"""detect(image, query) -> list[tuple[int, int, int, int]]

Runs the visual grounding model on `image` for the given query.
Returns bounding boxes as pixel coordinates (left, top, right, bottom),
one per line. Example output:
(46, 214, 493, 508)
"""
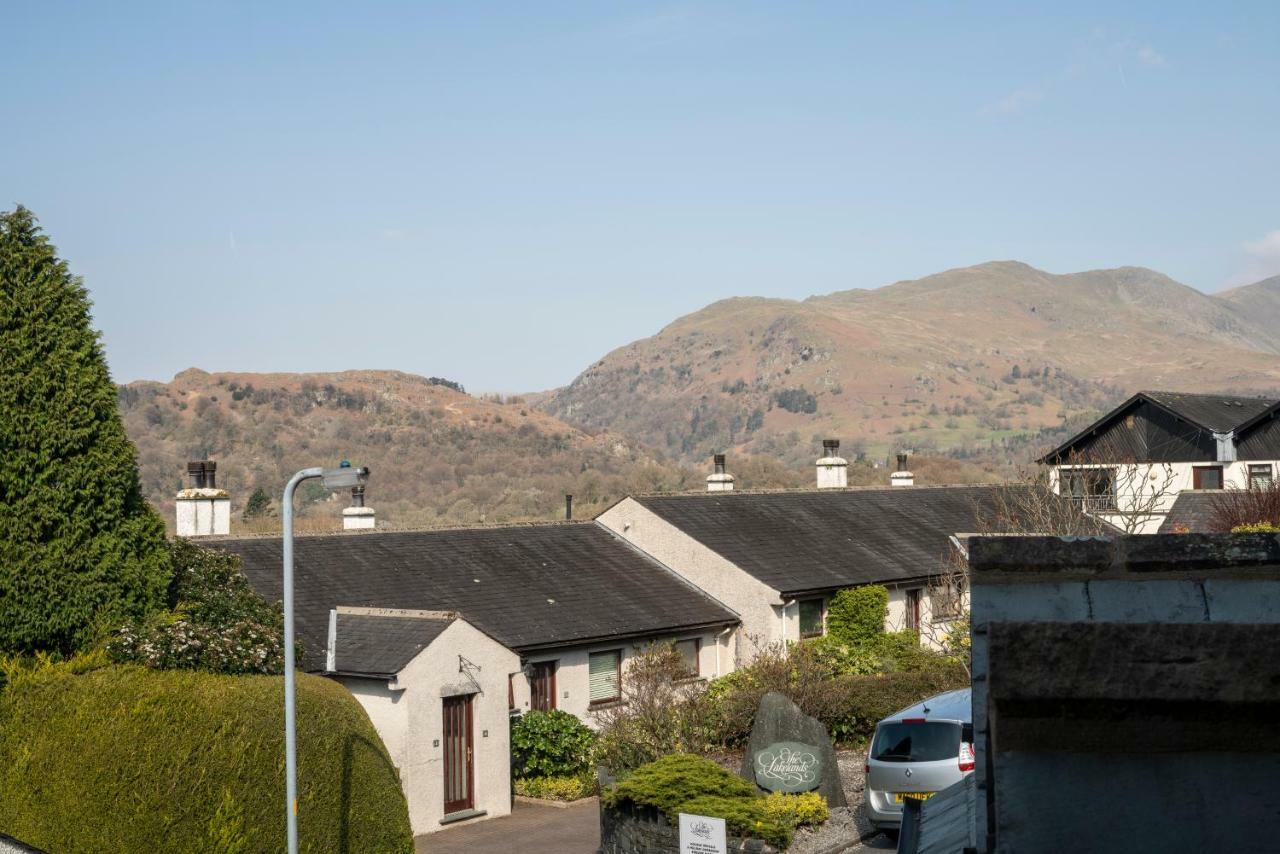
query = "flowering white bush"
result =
(107, 539, 291, 675)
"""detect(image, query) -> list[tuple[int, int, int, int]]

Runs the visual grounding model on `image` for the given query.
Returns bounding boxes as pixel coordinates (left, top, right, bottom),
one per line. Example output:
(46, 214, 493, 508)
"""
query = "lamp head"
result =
(321, 465, 370, 490)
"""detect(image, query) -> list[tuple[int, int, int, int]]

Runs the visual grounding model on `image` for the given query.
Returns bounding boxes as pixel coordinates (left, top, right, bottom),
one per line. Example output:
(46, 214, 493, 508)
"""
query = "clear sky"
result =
(4, 2, 1279, 392)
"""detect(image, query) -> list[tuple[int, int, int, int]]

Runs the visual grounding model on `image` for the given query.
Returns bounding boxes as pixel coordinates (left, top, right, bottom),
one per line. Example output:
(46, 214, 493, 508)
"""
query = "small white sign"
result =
(679, 812, 727, 854)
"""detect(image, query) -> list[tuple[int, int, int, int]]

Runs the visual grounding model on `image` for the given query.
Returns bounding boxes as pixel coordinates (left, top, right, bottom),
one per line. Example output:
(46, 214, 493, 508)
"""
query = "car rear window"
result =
(871, 721, 962, 763)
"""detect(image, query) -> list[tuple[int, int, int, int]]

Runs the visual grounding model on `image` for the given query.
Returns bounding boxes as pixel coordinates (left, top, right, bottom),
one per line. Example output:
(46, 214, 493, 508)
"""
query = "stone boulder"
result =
(739, 692, 847, 808)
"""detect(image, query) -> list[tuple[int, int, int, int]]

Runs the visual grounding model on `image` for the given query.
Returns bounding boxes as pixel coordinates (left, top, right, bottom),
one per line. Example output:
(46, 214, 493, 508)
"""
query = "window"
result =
(932, 579, 967, 621)
(1193, 466, 1224, 490)
(588, 650, 622, 705)
(1060, 467, 1116, 509)
(508, 674, 515, 711)
(871, 721, 962, 763)
(674, 639, 700, 678)
(905, 588, 922, 633)
(799, 599, 825, 638)
(1249, 464, 1273, 490)
(529, 661, 556, 711)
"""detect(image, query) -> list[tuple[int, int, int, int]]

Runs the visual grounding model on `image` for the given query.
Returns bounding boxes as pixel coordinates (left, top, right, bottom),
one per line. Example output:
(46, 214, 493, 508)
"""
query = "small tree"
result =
(1209, 481, 1280, 532)
(241, 487, 273, 521)
(0, 207, 170, 654)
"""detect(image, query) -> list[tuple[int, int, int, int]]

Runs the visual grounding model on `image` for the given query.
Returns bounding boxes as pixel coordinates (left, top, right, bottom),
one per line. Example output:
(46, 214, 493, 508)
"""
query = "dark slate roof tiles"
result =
(1157, 491, 1222, 534)
(632, 486, 1004, 595)
(331, 611, 453, 678)
(1141, 391, 1277, 433)
(215, 523, 738, 672)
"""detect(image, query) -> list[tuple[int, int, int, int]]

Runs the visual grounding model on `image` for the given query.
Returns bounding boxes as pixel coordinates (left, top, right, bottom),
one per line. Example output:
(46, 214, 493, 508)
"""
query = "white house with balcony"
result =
(1039, 390, 1280, 533)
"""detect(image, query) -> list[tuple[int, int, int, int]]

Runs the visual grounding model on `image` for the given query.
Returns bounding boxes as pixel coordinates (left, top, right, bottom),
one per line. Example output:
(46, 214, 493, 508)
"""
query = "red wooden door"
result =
(529, 661, 557, 711)
(442, 695, 474, 814)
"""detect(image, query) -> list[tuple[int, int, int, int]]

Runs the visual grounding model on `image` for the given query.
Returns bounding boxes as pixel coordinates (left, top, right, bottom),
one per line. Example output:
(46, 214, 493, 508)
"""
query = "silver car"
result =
(863, 687, 974, 837)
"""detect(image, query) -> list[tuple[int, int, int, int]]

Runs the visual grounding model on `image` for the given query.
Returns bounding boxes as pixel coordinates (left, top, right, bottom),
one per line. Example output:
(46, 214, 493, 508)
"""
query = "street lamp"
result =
(281, 461, 370, 854)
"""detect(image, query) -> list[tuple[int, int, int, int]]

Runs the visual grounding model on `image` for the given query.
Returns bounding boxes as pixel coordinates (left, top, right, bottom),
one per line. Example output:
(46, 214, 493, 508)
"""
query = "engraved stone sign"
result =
(740, 692, 847, 808)
(752, 740, 823, 793)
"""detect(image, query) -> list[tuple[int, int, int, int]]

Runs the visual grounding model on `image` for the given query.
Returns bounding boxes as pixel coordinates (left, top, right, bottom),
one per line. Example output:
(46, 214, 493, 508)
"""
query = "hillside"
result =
(539, 262, 1280, 467)
(119, 369, 731, 532)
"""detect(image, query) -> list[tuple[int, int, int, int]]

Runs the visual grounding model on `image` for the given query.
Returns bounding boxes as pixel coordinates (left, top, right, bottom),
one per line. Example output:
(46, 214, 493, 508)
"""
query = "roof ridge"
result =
(631, 483, 1007, 499)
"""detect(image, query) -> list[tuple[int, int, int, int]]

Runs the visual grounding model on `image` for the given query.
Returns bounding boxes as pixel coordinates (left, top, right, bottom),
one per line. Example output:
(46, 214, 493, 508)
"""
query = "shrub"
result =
(513, 775, 596, 801)
(1210, 482, 1280, 531)
(593, 643, 716, 774)
(106, 539, 290, 675)
(760, 791, 829, 829)
(1232, 522, 1280, 533)
(604, 754, 758, 816)
(0, 206, 171, 655)
(826, 586, 888, 645)
(0, 664, 412, 853)
(706, 642, 967, 747)
(511, 709, 597, 779)
(678, 795, 791, 849)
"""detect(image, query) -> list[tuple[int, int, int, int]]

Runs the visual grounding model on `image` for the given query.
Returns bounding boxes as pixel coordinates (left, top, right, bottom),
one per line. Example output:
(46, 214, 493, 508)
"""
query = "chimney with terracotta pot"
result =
(175, 460, 230, 536)
(816, 440, 848, 489)
(890, 451, 914, 487)
(706, 454, 735, 492)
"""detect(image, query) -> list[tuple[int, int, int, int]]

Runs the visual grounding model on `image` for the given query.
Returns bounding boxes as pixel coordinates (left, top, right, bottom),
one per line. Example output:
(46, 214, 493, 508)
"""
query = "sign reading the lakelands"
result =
(679, 812, 727, 854)
(752, 740, 822, 793)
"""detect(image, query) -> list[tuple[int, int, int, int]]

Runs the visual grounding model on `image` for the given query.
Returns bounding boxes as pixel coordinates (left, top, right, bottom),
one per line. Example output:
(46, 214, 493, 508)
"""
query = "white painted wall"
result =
(1048, 461, 1280, 533)
(511, 629, 730, 725)
(339, 619, 521, 836)
(175, 489, 230, 536)
(596, 501, 780, 653)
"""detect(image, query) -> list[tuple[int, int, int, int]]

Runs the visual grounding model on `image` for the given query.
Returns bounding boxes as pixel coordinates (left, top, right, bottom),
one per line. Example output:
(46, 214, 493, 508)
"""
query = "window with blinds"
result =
(588, 650, 622, 704)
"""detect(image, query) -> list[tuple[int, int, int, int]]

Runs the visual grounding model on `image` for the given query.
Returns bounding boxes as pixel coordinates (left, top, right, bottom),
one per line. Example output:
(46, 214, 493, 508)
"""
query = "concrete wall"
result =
(341, 619, 521, 836)
(969, 533, 1280, 853)
(512, 628, 733, 724)
(597, 501, 779, 653)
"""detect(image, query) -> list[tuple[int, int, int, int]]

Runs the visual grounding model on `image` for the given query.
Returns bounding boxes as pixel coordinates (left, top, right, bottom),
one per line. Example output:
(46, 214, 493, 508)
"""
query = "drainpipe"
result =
(715, 626, 733, 677)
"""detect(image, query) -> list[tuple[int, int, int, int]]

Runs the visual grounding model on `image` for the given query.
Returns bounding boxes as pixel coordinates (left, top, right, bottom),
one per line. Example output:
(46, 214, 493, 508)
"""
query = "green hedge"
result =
(0, 665, 412, 853)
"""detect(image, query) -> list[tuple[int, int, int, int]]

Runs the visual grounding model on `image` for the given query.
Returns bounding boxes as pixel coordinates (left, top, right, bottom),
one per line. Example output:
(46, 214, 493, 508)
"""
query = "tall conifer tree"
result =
(0, 207, 170, 654)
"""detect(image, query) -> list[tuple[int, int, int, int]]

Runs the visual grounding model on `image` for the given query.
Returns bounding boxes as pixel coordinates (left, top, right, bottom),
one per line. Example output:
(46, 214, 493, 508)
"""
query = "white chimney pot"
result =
(816, 440, 848, 489)
(342, 506, 376, 530)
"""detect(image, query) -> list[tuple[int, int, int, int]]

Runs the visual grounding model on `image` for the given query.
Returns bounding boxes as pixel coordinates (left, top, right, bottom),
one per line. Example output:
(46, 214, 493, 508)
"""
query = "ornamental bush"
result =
(106, 539, 290, 675)
(0, 663, 412, 853)
(677, 796, 791, 848)
(513, 775, 596, 801)
(510, 709, 597, 779)
(760, 790, 830, 829)
(825, 585, 888, 646)
(0, 206, 171, 655)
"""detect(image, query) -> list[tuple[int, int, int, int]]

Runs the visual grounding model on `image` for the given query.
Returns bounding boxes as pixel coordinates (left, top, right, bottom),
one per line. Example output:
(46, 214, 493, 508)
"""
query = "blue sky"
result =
(4, 2, 1279, 392)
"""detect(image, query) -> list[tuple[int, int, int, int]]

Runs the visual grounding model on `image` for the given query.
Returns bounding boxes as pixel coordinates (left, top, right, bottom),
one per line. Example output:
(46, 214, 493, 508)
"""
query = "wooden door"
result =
(442, 695, 474, 814)
(906, 588, 922, 632)
(529, 661, 557, 711)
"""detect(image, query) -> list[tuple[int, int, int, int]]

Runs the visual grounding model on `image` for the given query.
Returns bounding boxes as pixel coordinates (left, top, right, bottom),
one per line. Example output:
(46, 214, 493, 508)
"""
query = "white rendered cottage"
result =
(596, 478, 1010, 655)
(1040, 391, 1280, 533)
(215, 522, 738, 832)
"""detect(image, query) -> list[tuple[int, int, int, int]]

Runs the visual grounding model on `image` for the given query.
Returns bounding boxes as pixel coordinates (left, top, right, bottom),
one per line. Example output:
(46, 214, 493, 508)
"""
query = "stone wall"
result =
(599, 802, 779, 854)
(969, 533, 1280, 854)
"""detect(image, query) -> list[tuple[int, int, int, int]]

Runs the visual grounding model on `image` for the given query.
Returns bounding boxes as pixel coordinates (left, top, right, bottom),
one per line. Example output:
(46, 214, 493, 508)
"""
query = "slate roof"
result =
(1039, 391, 1278, 463)
(330, 611, 454, 678)
(214, 522, 738, 672)
(630, 486, 1009, 596)
(1140, 391, 1277, 432)
(1157, 491, 1223, 534)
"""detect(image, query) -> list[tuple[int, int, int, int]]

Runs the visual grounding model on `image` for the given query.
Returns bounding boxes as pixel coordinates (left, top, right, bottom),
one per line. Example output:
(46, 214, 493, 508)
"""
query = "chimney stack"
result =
(343, 484, 376, 530)
(890, 451, 914, 487)
(706, 453, 735, 492)
(176, 460, 230, 536)
(565, 494, 574, 520)
(817, 440, 848, 489)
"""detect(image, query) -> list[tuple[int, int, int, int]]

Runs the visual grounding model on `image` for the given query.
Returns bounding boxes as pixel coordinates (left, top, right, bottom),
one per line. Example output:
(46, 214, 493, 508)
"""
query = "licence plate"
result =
(894, 792, 935, 803)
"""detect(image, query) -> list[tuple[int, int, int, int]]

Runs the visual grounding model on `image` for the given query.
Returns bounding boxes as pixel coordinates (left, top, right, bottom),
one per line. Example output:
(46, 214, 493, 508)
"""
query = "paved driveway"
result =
(415, 799, 599, 854)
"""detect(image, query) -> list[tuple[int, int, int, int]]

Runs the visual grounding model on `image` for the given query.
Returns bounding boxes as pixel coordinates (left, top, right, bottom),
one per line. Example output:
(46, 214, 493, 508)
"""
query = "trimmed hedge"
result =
(0, 664, 412, 853)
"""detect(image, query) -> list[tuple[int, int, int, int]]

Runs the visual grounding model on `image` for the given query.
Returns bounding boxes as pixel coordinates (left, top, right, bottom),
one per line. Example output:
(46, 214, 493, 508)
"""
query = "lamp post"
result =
(281, 461, 370, 854)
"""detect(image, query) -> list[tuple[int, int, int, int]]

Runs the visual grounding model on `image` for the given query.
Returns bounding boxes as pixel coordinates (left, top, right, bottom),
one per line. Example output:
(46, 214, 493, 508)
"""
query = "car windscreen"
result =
(871, 721, 962, 763)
